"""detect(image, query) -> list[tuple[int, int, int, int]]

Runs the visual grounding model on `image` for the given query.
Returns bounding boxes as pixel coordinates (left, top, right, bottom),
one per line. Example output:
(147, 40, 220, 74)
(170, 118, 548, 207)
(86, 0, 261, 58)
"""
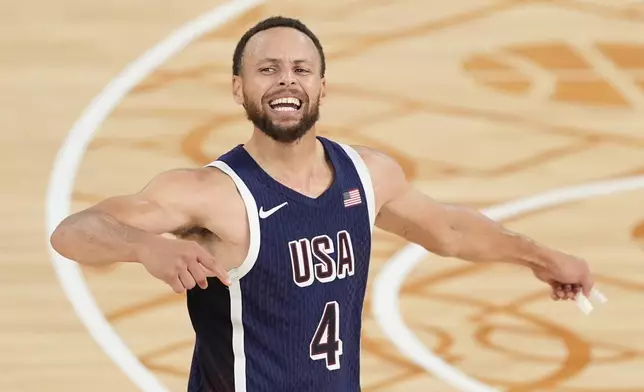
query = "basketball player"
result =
(50, 16, 594, 392)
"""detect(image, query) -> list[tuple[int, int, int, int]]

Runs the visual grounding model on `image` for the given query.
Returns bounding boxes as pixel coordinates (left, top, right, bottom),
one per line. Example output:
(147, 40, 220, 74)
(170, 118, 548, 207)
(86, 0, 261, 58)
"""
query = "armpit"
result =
(172, 226, 217, 241)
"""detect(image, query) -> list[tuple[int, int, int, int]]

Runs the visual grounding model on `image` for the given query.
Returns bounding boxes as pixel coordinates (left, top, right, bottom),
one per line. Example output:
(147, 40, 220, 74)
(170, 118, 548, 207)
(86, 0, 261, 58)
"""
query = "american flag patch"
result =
(343, 188, 362, 207)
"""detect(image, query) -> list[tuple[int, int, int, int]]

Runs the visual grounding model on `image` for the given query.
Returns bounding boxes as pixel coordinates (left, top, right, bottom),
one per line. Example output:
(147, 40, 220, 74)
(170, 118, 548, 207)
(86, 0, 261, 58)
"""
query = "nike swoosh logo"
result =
(259, 202, 288, 219)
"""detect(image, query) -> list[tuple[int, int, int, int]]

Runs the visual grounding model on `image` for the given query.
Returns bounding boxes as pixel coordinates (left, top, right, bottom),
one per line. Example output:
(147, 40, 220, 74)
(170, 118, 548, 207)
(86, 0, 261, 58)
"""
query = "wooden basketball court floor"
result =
(3, 0, 644, 391)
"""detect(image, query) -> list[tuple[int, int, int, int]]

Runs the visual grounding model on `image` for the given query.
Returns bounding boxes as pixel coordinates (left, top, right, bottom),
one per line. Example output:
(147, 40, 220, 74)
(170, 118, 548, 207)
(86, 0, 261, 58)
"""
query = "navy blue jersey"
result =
(186, 137, 375, 392)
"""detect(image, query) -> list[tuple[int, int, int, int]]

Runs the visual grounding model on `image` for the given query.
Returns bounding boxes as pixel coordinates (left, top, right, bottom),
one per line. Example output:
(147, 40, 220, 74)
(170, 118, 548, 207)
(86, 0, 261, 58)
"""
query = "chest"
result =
(249, 190, 372, 287)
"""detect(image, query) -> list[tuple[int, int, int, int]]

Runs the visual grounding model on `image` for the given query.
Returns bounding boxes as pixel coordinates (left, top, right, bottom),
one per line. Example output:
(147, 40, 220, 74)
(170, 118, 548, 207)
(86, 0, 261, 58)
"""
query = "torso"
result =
(184, 137, 376, 392)
(175, 140, 344, 275)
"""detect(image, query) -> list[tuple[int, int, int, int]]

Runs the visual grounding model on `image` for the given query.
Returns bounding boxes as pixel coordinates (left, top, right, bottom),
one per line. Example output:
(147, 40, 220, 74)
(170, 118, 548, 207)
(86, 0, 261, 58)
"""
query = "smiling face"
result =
(232, 27, 326, 143)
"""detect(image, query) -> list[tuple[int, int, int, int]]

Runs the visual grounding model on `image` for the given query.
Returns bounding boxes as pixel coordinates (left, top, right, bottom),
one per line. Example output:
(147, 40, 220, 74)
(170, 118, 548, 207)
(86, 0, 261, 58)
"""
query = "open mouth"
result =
(268, 97, 302, 112)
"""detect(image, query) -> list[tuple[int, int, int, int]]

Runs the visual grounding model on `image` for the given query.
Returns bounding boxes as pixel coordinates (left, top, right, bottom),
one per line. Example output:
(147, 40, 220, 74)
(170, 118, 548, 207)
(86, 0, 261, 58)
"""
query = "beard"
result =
(243, 94, 320, 143)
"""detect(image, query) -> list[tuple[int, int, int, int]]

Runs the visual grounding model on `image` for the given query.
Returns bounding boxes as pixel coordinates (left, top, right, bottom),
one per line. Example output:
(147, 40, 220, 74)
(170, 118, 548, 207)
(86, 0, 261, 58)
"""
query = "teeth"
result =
(274, 106, 297, 111)
(269, 97, 301, 106)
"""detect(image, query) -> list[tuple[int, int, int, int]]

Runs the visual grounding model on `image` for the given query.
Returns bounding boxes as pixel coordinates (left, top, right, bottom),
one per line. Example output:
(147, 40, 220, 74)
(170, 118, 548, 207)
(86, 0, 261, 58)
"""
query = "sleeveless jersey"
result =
(186, 136, 375, 392)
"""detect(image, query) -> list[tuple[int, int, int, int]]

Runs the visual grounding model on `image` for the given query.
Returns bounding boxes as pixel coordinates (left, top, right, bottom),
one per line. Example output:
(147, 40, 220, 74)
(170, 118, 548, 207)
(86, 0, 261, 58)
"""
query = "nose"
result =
(278, 69, 297, 86)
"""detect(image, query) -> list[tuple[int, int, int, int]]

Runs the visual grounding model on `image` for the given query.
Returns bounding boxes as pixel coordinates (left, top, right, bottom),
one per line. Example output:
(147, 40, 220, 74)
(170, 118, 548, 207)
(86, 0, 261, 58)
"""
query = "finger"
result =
(581, 274, 595, 297)
(549, 286, 558, 300)
(169, 277, 185, 294)
(560, 284, 573, 300)
(199, 259, 230, 286)
(550, 284, 563, 300)
(188, 261, 208, 289)
(197, 255, 230, 286)
(555, 287, 566, 299)
(193, 248, 230, 286)
(179, 269, 197, 290)
(200, 263, 217, 278)
(195, 249, 219, 273)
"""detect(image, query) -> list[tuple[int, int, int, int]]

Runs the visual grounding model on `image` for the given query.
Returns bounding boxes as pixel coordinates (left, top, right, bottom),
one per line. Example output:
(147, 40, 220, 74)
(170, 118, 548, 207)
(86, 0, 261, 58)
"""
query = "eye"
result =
(260, 67, 276, 73)
(295, 68, 311, 74)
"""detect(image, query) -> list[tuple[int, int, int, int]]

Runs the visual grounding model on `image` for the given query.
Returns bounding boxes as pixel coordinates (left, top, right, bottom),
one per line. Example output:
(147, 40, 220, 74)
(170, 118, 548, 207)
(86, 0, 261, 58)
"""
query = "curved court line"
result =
(373, 175, 644, 392)
(44, 1, 265, 391)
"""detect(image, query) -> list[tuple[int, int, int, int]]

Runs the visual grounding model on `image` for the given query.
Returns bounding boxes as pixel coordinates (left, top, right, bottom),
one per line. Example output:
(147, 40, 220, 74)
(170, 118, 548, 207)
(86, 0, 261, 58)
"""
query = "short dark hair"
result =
(232, 16, 326, 77)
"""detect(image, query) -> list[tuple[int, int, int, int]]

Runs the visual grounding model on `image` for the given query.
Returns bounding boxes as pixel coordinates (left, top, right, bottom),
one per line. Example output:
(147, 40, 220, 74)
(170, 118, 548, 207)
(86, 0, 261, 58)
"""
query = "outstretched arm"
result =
(354, 145, 593, 297)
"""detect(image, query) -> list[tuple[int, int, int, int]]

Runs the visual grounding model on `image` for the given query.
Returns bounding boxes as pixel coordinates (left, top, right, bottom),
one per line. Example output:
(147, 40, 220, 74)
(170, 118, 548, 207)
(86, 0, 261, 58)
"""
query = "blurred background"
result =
(3, 0, 644, 391)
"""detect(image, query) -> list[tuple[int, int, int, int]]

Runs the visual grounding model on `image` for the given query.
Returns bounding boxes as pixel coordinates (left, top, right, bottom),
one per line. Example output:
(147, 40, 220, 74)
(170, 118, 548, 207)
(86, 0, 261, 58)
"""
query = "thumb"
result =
(581, 274, 594, 297)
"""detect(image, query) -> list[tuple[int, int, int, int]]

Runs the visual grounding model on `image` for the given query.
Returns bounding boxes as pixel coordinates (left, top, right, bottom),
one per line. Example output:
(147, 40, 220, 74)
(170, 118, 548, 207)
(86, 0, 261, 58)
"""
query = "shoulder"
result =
(141, 167, 243, 213)
(147, 166, 248, 231)
(349, 145, 400, 170)
(349, 145, 407, 183)
(143, 167, 237, 197)
(348, 145, 411, 212)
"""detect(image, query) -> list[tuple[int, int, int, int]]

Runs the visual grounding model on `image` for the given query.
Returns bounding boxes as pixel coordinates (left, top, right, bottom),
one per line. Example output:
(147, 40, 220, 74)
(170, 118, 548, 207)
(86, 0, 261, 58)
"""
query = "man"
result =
(50, 16, 593, 392)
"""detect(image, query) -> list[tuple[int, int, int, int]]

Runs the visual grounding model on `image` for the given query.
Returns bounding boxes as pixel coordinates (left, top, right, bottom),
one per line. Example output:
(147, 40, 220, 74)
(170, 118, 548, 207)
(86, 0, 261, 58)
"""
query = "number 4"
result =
(310, 301, 343, 370)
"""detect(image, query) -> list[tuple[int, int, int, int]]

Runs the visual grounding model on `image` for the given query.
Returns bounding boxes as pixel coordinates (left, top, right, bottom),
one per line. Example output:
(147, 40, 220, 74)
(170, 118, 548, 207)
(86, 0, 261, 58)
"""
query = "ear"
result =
(232, 75, 244, 105)
(319, 77, 327, 106)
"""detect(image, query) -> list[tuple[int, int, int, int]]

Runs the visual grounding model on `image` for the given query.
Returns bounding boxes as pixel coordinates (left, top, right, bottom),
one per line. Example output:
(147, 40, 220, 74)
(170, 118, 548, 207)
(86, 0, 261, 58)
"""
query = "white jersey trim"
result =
(338, 144, 376, 231)
(205, 159, 262, 392)
(205, 160, 261, 279)
(228, 280, 246, 392)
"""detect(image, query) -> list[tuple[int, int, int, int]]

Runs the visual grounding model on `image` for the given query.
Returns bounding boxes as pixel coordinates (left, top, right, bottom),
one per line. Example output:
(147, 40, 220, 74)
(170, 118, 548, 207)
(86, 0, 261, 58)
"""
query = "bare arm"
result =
(355, 146, 557, 269)
(355, 145, 595, 297)
(50, 168, 207, 266)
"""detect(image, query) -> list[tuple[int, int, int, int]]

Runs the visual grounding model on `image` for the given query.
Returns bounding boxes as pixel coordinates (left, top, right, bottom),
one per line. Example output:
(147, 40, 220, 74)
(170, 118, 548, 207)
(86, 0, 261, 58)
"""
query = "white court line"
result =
(373, 175, 644, 392)
(44, 1, 265, 391)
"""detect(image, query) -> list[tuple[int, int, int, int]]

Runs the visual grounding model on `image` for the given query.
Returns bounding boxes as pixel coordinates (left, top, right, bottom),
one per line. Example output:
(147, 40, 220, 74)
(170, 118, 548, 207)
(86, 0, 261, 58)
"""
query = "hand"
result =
(530, 251, 594, 301)
(136, 236, 231, 293)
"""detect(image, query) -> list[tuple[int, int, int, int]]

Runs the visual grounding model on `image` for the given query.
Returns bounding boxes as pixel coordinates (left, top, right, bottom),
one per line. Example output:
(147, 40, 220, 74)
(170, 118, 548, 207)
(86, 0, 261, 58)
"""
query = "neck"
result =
(243, 127, 327, 185)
